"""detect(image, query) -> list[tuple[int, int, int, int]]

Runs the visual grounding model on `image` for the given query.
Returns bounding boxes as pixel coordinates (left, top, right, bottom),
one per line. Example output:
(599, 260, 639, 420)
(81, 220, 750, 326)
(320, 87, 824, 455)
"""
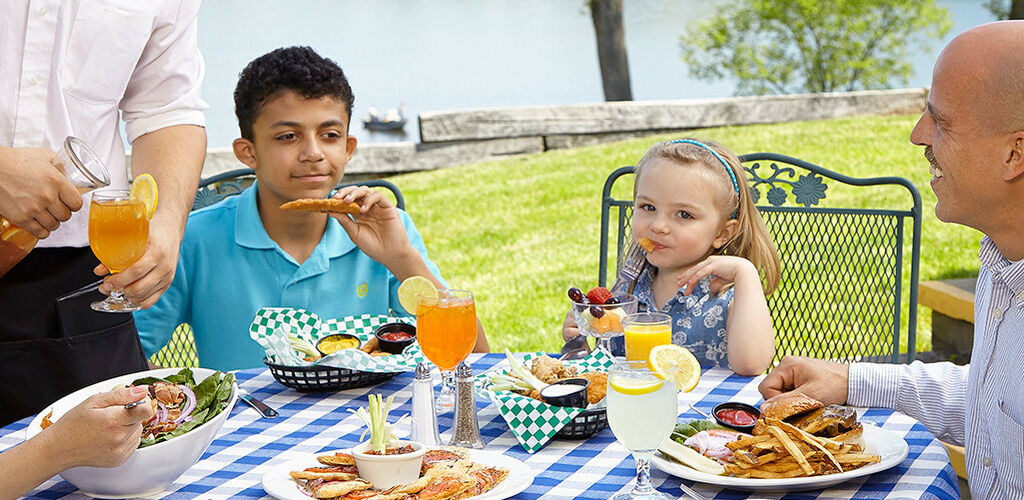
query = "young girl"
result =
(563, 139, 780, 375)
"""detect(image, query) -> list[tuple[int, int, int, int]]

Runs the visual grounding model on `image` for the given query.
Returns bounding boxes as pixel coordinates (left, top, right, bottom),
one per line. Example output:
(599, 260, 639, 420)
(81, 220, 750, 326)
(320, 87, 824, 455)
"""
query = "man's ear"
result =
(232, 138, 258, 170)
(1004, 133, 1024, 182)
(713, 219, 740, 250)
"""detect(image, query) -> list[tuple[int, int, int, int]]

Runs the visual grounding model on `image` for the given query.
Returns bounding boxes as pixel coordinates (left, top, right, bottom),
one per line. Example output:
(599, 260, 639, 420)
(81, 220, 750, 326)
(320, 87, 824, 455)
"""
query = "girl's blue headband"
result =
(668, 139, 740, 218)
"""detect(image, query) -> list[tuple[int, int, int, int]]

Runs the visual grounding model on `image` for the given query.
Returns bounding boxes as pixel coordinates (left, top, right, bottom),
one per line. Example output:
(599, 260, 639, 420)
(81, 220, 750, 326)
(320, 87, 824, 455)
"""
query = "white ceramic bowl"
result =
(25, 367, 238, 498)
(350, 440, 425, 490)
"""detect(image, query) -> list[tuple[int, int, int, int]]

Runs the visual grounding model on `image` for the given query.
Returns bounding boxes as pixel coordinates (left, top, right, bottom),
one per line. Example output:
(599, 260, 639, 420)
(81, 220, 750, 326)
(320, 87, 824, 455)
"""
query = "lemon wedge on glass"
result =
(609, 376, 664, 396)
(130, 173, 158, 220)
(397, 276, 438, 315)
(648, 344, 701, 392)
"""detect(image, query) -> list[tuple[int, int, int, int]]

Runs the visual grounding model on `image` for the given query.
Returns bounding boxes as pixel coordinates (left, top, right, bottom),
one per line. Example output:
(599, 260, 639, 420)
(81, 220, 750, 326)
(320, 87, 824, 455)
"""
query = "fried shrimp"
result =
(530, 355, 577, 384)
(577, 371, 608, 404)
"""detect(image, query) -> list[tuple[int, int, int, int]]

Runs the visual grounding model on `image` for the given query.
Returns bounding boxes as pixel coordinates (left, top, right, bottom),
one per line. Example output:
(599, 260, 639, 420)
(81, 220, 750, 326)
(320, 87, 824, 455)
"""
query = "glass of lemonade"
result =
(624, 312, 672, 362)
(88, 190, 149, 312)
(607, 361, 677, 500)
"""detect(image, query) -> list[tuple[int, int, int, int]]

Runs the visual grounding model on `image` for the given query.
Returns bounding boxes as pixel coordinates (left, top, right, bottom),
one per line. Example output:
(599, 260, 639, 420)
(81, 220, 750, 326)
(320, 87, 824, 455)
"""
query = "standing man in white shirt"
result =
(758, 21, 1024, 498)
(0, 1, 207, 426)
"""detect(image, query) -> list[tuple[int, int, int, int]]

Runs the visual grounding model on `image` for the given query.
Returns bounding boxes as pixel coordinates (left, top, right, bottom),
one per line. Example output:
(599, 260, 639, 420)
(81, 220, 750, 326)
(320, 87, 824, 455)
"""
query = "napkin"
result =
(475, 349, 614, 452)
(249, 307, 424, 373)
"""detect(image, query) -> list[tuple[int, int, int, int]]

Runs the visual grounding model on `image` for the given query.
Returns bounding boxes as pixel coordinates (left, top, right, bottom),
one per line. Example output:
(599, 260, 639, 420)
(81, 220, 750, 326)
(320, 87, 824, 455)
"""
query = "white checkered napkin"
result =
(475, 350, 614, 453)
(249, 307, 424, 373)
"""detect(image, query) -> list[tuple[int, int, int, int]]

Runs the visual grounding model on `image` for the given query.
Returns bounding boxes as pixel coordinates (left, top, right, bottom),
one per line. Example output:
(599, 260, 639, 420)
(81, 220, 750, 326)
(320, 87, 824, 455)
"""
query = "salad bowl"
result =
(25, 367, 238, 498)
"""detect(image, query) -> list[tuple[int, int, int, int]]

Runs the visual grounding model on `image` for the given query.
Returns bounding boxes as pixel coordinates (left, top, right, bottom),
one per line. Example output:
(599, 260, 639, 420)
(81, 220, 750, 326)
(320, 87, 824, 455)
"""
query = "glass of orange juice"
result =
(415, 289, 477, 372)
(88, 190, 149, 312)
(624, 312, 672, 362)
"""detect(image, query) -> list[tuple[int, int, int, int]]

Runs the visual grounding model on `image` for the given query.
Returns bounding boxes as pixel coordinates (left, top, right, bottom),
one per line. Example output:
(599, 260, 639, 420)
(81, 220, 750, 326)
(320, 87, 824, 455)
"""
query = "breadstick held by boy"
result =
(563, 139, 780, 375)
(280, 198, 361, 214)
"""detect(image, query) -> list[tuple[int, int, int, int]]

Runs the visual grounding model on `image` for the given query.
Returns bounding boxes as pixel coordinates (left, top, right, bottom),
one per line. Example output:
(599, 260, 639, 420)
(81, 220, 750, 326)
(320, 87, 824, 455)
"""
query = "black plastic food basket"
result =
(555, 407, 608, 439)
(264, 358, 398, 392)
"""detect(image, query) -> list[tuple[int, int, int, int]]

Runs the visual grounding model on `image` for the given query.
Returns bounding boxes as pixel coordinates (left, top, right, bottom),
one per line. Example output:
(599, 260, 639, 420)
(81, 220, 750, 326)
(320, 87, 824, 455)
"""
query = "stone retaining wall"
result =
(183, 88, 927, 180)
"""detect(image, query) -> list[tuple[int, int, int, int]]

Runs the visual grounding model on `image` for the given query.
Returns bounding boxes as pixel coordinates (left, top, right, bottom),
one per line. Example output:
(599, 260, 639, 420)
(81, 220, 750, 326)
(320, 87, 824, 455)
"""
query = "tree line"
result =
(589, 0, 1021, 101)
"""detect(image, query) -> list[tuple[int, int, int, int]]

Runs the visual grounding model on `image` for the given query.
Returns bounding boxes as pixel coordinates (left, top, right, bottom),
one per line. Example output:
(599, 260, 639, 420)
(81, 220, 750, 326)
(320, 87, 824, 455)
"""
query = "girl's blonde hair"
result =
(624, 138, 781, 294)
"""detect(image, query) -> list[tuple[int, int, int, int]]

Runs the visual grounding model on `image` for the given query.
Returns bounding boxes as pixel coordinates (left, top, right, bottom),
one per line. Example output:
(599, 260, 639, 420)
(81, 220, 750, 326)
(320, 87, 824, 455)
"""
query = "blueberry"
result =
(567, 286, 584, 303)
(589, 305, 605, 318)
(605, 296, 620, 306)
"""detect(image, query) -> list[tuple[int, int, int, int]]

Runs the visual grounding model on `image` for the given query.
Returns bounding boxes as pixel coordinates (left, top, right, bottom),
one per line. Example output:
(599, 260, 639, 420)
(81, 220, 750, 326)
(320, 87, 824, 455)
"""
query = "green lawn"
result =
(388, 114, 982, 355)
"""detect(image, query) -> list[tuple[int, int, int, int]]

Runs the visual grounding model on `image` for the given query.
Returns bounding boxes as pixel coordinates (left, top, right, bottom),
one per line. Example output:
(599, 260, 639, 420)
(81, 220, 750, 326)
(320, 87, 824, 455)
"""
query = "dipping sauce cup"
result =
(374, 323, 417, 354)
(712, 401, 760, 432)
(540, 378, 590, 408)
(317, 334, 361, 355)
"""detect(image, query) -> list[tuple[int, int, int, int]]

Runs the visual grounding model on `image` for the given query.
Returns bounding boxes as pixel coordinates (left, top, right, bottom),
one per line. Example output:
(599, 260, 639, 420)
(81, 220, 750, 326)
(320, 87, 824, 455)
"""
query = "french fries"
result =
(721, 419, 881, 479)
(766, 418, 843, 472)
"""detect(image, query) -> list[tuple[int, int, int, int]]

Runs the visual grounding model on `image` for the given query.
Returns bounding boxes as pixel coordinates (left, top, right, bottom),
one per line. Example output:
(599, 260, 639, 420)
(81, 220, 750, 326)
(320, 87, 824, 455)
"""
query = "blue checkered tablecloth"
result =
(0, 354, 960, 499)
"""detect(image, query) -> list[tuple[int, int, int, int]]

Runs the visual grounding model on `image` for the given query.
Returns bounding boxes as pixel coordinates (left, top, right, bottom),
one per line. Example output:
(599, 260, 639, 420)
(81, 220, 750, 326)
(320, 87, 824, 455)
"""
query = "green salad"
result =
(671, 419, 728, 445)
(130, 368, 235, 448)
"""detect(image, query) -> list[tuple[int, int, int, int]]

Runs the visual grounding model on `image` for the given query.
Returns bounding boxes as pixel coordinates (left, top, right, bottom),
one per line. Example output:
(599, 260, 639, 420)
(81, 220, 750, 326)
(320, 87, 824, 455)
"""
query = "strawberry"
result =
(585, 286, 613, 305)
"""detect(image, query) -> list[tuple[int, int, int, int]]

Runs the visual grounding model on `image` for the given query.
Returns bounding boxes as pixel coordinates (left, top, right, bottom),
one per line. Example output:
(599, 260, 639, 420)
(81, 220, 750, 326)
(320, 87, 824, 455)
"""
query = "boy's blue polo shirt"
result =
(134, 185, 445, 371)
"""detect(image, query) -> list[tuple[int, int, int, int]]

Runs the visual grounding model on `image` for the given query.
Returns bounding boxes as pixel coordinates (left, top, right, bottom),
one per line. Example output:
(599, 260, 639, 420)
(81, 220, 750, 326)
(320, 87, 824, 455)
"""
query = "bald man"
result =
(758, 21, 1024, 498)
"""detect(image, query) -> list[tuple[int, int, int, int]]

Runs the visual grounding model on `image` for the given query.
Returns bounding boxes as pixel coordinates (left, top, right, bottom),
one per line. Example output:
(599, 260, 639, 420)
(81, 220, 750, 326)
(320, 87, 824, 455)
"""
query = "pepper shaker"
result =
(410, 362, 442, 446)
(450, 361, 485, 448)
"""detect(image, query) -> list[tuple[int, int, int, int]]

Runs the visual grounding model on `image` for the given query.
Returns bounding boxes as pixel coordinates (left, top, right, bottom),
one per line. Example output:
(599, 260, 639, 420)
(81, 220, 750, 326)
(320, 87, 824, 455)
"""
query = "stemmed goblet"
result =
(569, 294, 637, 356)
(88, 190, 149, 312)
(606, 361, 678, 499)
(414, 289, 479, 444)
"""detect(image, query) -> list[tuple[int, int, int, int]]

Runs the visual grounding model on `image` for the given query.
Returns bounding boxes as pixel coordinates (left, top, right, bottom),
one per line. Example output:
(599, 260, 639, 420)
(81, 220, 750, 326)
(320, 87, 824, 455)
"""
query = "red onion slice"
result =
(173, 385, 198, 424)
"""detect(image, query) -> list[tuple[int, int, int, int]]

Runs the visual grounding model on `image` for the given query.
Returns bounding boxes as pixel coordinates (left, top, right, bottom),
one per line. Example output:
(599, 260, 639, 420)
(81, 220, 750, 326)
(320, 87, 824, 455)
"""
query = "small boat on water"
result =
(363, 105, 407, 131)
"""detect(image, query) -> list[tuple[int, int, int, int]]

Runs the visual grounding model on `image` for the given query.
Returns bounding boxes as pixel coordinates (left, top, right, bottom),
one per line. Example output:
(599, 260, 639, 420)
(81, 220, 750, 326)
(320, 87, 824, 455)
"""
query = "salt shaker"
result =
(450, 361, 485, 448)
(410, 362, 442, 446)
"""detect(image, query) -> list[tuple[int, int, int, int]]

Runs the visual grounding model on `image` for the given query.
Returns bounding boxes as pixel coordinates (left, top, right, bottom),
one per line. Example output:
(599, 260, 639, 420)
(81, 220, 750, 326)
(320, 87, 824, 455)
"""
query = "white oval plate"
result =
(651, 423, 909, 492)
(263, 448, 534, 500)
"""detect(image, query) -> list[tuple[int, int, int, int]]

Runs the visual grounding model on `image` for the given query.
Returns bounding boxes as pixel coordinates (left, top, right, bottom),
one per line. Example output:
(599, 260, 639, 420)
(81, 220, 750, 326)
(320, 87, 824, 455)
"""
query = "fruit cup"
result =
(569, 293, 637, 356)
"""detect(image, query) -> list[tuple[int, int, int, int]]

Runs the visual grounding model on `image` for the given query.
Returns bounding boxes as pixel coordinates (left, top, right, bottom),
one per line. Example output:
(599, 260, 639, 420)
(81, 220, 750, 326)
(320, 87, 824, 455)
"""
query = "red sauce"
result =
(365, 444, 415, 455)
(380, 331, 414, 342)
(716, 409, 757, 426)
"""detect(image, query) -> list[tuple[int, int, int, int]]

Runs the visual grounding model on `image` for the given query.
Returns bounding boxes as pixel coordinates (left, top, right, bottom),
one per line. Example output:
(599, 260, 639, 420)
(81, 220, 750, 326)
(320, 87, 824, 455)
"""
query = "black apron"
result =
(0, 247, 148, 427)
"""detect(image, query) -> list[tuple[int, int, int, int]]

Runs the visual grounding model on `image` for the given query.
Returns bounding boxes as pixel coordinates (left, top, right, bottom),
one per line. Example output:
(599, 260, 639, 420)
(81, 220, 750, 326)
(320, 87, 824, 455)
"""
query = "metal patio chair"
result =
(598, 153, 922, 365)
(148, 169, 406, 368)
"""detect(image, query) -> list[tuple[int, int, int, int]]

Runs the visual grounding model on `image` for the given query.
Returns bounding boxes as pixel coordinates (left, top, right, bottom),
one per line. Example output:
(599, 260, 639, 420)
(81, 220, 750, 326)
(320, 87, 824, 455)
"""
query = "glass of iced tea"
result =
(88, 190, 149, 312)
(415, 289, 477, 372)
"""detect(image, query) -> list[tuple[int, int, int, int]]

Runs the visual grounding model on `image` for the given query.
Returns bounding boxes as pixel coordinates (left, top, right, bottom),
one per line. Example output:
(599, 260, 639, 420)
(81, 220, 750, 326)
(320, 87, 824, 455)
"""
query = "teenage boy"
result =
(135, 46, 489, 370)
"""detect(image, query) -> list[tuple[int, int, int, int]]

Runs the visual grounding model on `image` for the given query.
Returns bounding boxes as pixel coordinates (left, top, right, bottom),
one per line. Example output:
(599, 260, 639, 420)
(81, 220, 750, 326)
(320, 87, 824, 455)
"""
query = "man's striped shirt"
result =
(849, 237, 1024, 499)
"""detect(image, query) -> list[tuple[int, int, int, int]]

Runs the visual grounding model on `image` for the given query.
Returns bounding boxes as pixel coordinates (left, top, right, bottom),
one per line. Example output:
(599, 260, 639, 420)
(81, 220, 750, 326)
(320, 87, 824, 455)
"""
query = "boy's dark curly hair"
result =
(234, 46, 354, 140)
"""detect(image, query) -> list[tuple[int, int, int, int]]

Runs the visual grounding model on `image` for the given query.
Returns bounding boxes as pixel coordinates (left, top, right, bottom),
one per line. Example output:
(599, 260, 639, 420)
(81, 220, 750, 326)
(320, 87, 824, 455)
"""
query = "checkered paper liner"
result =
(249, 307, 423, 373)
(475, 349, 613, 453)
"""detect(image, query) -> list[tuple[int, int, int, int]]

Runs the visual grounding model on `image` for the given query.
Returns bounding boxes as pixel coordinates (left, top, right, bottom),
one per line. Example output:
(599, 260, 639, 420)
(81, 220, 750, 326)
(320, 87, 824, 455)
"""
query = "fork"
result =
(678, 482, 712, 500)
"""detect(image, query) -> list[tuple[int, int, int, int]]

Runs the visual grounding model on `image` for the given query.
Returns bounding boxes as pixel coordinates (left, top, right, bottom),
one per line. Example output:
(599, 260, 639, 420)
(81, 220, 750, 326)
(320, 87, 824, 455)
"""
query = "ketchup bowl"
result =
(374, 322, 417, 354)
(712, 401, 760, 433)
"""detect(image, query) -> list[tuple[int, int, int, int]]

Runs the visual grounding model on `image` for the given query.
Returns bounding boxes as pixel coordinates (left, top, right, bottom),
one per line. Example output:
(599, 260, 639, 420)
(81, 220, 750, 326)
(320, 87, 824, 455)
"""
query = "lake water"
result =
(196, 0, 994, 148)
